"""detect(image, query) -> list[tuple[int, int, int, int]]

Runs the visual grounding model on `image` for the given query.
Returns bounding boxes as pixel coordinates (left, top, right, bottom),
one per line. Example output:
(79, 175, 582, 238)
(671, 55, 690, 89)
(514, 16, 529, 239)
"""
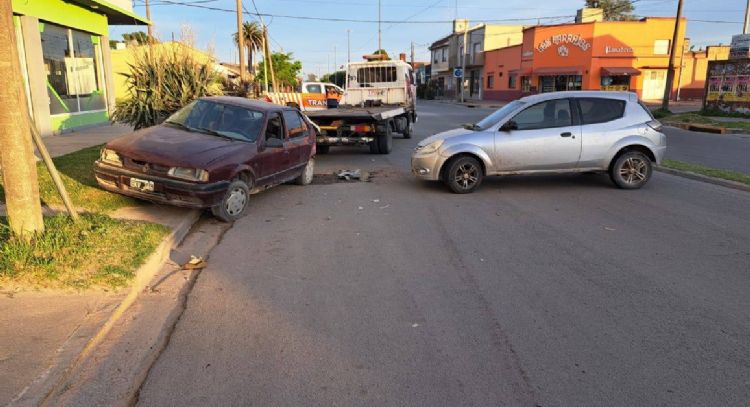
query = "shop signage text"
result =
(537, 33, 591, 54)
(605, 45, 633, 54)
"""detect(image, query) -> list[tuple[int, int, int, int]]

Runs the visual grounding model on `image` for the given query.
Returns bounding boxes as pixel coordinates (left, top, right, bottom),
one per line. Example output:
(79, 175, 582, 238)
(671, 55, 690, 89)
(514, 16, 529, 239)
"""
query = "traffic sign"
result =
(453, 68, 463, 78)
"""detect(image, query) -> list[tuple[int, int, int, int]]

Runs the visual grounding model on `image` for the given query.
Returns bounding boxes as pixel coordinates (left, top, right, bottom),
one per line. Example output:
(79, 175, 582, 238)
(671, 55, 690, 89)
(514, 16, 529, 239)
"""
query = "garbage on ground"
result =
(183, 255, 207, 270)
(337, 169, 361, 181)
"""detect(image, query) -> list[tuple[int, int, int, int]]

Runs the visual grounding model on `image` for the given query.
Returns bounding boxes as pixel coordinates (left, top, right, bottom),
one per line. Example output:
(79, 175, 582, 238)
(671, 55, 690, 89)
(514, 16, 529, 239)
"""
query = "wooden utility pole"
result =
(236, 0, 246, 82)
(377, 0, 381, 52)
(145, 0, 153, 39)
(264, 27, 277, 92)
(661, 0, 683, 111)
(410, 41, 415, 69)
(0, 2, 44, 237)
(261, 30, 269, 93)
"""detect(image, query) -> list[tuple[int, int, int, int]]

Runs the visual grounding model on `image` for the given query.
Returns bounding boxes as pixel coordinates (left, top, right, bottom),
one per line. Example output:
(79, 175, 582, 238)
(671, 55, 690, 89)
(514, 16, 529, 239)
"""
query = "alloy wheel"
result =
(619, 157, 648, 185)
(454, 163, 479, 190)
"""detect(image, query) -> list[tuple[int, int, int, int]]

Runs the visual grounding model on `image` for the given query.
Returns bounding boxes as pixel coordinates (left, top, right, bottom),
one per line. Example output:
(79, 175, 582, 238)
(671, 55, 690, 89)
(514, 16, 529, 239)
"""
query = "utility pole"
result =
(378, 0, 382, 53)
(261, 28, 268, 93)
(411, 41, 415, 69)
(236, 0, 245, 82)
(347, 29, 351, 63)
(145, 0, 153, 40)
(264, 27, 277, 92)
(0, 1, 44, 237)
(744, 0, 750, 34)
(461, 23, 468, 103)
(334, 45, 337, 72)
(661, 0, 683, 111)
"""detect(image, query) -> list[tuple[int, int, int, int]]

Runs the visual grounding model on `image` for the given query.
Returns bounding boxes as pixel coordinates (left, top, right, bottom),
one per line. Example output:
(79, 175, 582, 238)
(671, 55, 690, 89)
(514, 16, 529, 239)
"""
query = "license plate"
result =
(129, 177, 154, 192)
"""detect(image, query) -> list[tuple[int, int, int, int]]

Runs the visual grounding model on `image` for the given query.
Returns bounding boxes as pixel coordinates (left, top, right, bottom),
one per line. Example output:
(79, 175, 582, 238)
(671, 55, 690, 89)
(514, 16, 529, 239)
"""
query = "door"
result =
(642, 70, 667, 100)
(255, 111, 290, 185)
(494, 98, 582, 171)
(282, 110, 312, 173)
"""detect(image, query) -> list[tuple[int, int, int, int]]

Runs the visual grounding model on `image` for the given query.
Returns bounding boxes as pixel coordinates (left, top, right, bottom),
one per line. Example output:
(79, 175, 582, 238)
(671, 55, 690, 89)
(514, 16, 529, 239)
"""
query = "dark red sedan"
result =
(94, 97, 316, 221)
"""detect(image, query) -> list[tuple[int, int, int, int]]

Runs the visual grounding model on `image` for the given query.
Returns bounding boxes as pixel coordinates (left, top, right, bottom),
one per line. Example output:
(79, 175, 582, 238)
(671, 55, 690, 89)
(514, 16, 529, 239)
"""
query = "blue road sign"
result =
(453, 68, 464, 78)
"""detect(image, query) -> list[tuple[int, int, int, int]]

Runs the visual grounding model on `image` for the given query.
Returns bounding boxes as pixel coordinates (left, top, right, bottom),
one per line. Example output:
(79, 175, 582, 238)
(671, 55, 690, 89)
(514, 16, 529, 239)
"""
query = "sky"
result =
(110, 0, 748, 78)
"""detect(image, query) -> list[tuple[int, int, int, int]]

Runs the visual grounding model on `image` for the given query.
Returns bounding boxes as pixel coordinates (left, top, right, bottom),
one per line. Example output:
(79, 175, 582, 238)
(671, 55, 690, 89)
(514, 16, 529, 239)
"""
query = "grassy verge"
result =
(0, 214, 168, 290)
(659, 112, 750, 132)
(0, 145, 141, 214)
(662, 160, 750, 186)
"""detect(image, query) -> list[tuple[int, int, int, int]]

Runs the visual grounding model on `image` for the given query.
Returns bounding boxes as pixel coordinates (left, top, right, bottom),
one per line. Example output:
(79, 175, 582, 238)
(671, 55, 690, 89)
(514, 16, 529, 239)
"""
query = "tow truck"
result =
(265, 82, 343, 112)
(304, 57, 417, 154)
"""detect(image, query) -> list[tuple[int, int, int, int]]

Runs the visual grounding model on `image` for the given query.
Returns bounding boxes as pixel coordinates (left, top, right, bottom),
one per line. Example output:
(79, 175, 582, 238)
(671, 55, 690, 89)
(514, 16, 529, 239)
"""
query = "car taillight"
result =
(646, 120, 663, 131)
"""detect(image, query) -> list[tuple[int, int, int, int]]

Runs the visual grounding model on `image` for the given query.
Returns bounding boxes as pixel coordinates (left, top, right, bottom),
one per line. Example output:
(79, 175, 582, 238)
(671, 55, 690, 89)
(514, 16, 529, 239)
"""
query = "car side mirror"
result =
(265, 137, 284, 148)
(500, 120, 517, 132)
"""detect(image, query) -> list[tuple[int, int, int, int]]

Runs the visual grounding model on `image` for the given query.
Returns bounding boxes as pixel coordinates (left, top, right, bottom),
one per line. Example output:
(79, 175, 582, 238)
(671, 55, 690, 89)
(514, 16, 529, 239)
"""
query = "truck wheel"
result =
(211, 179, 250, 222)
(317, 144, 330, 154)
(369, 139, 379, 154)
(377, 122, 393, 154)
(402, 117, 413, 139)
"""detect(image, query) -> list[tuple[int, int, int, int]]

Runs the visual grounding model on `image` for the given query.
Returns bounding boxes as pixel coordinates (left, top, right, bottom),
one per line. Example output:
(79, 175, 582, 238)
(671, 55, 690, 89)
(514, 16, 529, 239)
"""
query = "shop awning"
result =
(68, 0, 151, 25)
(601, 67, 641, 76)
(510, 68, 533, 76)
(533, 67, 584, 75)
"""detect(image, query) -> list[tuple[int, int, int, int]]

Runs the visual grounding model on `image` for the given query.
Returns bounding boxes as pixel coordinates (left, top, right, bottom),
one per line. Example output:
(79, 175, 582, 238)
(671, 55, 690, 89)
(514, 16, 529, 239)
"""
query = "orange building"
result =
(482, 16, 725, 101)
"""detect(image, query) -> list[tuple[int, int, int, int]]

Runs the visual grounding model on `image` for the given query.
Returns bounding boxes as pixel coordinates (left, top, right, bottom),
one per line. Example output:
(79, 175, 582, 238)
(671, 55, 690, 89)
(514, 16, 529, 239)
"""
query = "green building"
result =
(12, 0, 148, 135)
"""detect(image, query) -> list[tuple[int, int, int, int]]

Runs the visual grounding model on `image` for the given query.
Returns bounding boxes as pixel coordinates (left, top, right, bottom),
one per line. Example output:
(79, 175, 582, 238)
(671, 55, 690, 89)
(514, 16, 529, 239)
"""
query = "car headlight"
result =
(167, 167, 209, 182)
(416, 139, 444, 154)
(100, 148, 122, 166)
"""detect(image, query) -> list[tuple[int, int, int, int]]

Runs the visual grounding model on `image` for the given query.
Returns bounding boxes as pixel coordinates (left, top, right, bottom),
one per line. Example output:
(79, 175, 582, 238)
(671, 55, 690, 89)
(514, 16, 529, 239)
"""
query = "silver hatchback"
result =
(411, 91, 666, 193)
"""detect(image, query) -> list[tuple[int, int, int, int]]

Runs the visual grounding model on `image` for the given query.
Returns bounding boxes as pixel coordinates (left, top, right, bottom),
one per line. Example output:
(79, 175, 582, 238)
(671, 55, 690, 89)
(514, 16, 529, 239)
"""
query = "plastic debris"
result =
(337, 169, 362, 181)
(183, 255, 207, 270)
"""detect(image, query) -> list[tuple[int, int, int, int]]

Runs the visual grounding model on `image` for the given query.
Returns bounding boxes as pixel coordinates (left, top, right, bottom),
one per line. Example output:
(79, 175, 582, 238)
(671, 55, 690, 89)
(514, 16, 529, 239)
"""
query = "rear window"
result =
(578, 98, 626, 125)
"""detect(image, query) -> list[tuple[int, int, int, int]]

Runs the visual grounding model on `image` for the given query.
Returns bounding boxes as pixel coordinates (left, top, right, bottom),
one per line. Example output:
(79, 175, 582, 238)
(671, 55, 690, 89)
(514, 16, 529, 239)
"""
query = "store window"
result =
(601, 76, 630, 91)
(508, 73, 517, 89)
(41, 23, 106, 115)
(539, 75, 582, 93)
(521, 76, 531, 92)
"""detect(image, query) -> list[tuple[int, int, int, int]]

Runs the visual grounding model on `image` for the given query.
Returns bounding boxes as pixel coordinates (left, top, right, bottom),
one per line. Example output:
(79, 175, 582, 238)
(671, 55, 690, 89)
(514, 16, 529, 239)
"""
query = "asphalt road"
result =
(662, 126, 750, 175)
(137, 101, 750, 407)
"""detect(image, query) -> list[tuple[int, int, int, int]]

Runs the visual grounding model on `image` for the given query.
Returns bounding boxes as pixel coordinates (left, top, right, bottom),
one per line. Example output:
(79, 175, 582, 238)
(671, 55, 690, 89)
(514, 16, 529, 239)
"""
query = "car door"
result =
(282, 110, 311, 172)
(574, 97, 628, 169)
(255, 111, 290, 185)
(494, 98, 582, 171)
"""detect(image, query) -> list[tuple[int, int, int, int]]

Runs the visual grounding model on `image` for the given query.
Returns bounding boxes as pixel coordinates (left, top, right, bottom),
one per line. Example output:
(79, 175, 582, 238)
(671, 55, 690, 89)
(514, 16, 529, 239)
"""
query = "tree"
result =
(585, 0, 635, 21)
(373, 49, 391, 59)
(306, 73, 318, 82)
(255, 52, 302, 90)
(233, 21, 263, 75)
(321, 71, 346, 87)
(122, 31, 150, 45)
(0, 1, 44, 237)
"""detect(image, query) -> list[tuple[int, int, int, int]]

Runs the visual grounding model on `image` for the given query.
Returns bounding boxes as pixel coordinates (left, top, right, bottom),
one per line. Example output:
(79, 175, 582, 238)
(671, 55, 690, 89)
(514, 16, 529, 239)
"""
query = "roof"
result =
(429, 34, 452, 50)
(201, 96, 291, 112)
(519, 91, 637, 104)
(67, 0, 150, 25)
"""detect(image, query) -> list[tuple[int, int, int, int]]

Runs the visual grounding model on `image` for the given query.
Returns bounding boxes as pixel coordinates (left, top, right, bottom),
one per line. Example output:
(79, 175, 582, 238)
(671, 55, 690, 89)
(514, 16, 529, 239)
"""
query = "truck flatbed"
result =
(304, 105, 406, 121)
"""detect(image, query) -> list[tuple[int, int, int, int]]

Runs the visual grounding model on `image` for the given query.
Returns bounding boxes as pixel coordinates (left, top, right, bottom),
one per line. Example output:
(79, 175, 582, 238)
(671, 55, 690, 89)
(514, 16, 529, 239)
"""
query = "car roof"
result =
(519, 91, 637, 104)
(199, 96, 293, 112)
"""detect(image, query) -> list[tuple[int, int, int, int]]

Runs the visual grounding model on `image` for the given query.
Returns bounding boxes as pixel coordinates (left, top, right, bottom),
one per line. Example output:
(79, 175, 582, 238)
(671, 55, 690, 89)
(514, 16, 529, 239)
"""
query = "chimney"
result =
(399, 53, 407, 62)
(576, 8, 603, 23)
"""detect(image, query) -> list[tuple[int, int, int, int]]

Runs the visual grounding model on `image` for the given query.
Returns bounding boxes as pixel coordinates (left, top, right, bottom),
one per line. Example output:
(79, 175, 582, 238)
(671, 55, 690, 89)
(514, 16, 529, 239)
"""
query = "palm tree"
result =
(233, 21, 263, 75)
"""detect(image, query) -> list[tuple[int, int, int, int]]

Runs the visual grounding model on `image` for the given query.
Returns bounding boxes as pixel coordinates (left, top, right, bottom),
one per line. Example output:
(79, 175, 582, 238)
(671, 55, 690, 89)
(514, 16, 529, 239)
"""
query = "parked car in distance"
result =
(411, 91, 666, 193)
(94, 97, 316, 221)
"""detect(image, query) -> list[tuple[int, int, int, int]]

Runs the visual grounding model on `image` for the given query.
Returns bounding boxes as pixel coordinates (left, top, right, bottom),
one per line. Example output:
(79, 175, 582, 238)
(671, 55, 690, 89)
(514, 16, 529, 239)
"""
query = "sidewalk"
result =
(1, 123, 201, 406)
(427, 97, 505, 109)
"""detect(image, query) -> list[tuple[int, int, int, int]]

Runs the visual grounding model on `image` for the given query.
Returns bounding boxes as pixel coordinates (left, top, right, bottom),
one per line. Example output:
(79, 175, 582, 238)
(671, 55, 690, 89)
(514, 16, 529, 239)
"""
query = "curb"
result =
(35, 209, 201, 406)
(664, 123, 750, 136)
(656, 166, 750, 193)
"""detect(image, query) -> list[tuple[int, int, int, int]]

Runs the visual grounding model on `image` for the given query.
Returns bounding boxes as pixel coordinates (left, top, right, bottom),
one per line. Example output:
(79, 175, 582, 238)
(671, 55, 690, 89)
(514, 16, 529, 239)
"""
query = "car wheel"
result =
(294, 157, 315, 185)
(444, 156, 483, 194)
(317, 144, 330, 154)
(610, 151, 652, 189)
(377, 122, 393, 154)
(402, 117, 413, 139)
(211, 179, 250, 222)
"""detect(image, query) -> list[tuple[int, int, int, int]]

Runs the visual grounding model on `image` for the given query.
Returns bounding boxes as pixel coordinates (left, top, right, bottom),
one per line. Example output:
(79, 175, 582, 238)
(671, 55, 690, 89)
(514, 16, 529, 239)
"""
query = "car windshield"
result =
(165, 100, 265, 142)
(472, 100, 525, 130)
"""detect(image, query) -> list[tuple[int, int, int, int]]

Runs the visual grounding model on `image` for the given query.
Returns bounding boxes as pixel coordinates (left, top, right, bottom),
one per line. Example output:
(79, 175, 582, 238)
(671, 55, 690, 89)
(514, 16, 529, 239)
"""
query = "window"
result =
(167, 100, 265, 142)
(357, 66, 397, 84)
(265, 112, 285, 142)
(472, 43, 481, 64)
(512, 99, 572, 130)
(41, 23, 105, 115)
(539, 75, 582, 93)
(508, 73, 517, 89)
(486, 73, 494, 89)
(654, 39, 670, 55)
(305, 84, 322, 94)
(433, 51, 438, 63)
(577, 98, 626, 124)
(283, 110, 307, 138)
(442, 48, 447, 62)
(521, 76, 531, 92)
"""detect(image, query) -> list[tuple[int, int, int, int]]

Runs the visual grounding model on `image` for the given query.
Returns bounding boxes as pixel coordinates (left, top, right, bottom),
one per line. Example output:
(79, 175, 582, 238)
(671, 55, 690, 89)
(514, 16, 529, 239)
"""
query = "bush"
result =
(699, 107, 750, 118)
(651, 108, 672, 119)
(112, 43, 223, 129)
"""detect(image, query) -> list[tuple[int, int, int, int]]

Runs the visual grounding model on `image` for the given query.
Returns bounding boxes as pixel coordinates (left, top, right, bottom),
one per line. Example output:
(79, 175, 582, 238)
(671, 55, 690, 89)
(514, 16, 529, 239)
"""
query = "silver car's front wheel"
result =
(610, 151, 652, 189)
(444, 156, 483, 194)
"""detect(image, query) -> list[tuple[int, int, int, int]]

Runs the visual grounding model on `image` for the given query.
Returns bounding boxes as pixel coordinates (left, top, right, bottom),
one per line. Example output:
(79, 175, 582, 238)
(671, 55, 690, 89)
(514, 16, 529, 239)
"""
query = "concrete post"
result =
(100, 35, 116, 116)
(19, 16, 52, 137)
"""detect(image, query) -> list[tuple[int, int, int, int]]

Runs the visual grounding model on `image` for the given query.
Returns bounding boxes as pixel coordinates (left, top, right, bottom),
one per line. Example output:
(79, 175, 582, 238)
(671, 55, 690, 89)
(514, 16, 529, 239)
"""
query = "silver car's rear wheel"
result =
(610, 151, 652, 189)
(444, 156, 483, 194)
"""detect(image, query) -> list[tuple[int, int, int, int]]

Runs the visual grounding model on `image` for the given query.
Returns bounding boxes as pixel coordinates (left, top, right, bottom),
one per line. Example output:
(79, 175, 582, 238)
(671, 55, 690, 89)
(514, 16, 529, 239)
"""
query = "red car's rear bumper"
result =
(94, 161, 229, 209)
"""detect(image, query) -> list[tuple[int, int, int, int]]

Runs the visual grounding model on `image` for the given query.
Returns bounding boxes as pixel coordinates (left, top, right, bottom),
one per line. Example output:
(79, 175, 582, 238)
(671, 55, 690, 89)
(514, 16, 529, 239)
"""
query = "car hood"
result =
(106, 125, 245, 168)
(418, 127, 472, 147)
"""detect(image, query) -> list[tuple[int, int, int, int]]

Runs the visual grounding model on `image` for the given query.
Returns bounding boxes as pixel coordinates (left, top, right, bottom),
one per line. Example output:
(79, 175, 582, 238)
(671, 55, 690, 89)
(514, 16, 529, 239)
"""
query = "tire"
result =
(369, 139, 380, 154)
(211, 179, 250, 222)
(377, 121, 393, 154)
(294, 157, 315, 185)
(402, 116, 413, 139)
(317, 144, 330, 154)
(609, 151, 652, 189)
(444, 156, 483, 194)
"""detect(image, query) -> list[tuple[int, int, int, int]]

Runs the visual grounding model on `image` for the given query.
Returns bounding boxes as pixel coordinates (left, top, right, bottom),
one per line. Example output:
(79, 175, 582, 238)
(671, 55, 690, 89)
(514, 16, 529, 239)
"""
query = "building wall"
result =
(483, 45, 522, 101)
(12, 0, 109, 35)
(678, 46, 730, 99)
(484, 25, 524, 51)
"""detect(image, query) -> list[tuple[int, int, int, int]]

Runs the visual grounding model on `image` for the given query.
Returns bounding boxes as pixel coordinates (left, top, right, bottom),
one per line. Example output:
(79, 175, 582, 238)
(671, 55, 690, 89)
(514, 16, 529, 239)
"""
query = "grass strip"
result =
(662, 160, 750, 186)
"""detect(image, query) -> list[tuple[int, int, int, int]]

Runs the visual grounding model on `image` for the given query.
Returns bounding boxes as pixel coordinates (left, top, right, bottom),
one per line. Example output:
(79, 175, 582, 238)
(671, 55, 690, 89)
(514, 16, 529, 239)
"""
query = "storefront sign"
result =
(537, 33, 591, 54)
(605, 46, 633, 54)
(730, 34, 750, 59)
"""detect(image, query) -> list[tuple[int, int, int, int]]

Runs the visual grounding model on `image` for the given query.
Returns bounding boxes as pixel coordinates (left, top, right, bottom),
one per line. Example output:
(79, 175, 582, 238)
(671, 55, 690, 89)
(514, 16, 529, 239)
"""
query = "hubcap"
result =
(305, 159, 314, 183)
(225, 187, 247, 216)
(454, 163, 479, 189)
(619, 157, 648, 184)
